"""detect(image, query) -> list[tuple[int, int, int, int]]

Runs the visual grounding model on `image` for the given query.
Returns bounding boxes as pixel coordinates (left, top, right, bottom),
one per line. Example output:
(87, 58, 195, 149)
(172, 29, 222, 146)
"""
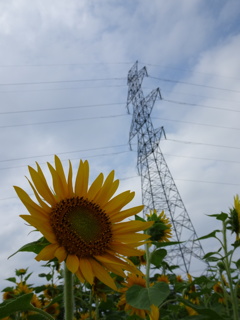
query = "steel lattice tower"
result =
(126, 61, 207, 274)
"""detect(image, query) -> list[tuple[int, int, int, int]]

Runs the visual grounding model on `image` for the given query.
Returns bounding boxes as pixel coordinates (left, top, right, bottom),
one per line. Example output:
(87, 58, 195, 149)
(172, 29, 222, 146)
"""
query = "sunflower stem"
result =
(64, 263, 74, 320)
(145, 243, 151, 288)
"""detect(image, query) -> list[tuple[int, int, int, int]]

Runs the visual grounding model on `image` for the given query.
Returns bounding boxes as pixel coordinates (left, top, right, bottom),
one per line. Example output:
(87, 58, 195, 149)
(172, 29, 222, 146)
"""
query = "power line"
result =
(0, 102, 124, 115)
(140, 62, 240, 82)
(162, 98, 240, 113)
(0, 62, 132, 68)
(0, 77, 125, 87)
(0, 113, 127, 129)
(0, 84, 127, 94)
(152, 116, 240, 131)
(167, 138, 240, 150)
(149, 75, 240, 94)
(0, 143, 130, 163)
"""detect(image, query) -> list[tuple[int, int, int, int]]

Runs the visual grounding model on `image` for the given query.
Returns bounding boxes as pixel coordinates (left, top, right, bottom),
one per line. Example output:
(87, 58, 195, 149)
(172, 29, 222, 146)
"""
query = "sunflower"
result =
(146, 210, 172, 242)
(213, 282, 225, 304)
(228, 195, 240, 240)
(157, 274, 170, 284)
(117, 273, 149, 319)
(15, 156, 153, 291)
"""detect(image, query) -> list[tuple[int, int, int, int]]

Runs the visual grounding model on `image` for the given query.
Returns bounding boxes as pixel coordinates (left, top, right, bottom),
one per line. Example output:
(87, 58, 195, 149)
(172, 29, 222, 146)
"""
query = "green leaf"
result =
(8, 237, 50, 259)
(154, 241, 183, 247)
(234, 258, 240, 269)
(179, 297, 225, 320)
(0, 292, 55, 319)
(0, 293, 34, 317)
(194, 230, 220, 241)
(207, 212, 228, 222)
(150, 249, 167, 267)
(5, 277, 16, 284)
(126, 282, 170, 311)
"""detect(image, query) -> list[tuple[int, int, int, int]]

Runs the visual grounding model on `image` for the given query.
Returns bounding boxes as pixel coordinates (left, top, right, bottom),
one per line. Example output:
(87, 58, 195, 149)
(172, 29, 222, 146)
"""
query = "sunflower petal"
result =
(67, 160, 74, 197)
(87, 173, 104, 200)
(113, 232, 150, 243)
(93, 170, 117, 205)
(100, 262, 126, 277)
(110, 242, 144, 256)
(76, 268, 85, 283)
(54, 155, 68, 193)
(47, 163, 65, 200)
(110, 205, 144, 223)
(89, 258, 117, 290)
(55, 246, 67, 262)
(28, 166, 56, 205)
(103, 191, 135, 212)
(112, 221, 154, 233)
(66, 255, 79, 273)
(35, 243, 58, 261)
(14, 186, 48, 217)
(79, 258, 94, 285)
(75, 160, 89, 197)
(27, 179, 51, 214)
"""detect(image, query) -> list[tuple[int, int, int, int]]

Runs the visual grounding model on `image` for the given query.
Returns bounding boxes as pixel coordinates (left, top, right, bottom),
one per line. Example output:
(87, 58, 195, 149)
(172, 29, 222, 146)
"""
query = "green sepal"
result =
(126, 282, 170, 311)
(135, 214, 146, 222)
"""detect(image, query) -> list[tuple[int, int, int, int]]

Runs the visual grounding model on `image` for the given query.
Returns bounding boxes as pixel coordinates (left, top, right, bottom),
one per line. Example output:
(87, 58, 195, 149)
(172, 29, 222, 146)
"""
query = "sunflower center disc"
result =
(50, 197, 112, 258)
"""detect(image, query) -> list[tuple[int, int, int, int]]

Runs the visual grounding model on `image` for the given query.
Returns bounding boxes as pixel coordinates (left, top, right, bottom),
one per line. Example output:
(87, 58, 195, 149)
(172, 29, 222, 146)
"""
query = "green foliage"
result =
(2, 197, 240, 319)
(126, 282, 170, 310)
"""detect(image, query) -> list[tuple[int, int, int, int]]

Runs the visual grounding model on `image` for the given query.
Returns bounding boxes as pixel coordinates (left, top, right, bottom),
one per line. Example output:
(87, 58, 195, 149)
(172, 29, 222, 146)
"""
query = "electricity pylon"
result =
(126, 61, 207, 274)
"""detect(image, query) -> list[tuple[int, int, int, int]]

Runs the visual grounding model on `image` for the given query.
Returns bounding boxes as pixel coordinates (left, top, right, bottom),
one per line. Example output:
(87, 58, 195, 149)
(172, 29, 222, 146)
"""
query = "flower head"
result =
(117, 273, 149, 319)
(146, 210, 172, 242)
(157, 274, 170, 284)
(228, 195, 240, 240)
(15, 156, 153, 290)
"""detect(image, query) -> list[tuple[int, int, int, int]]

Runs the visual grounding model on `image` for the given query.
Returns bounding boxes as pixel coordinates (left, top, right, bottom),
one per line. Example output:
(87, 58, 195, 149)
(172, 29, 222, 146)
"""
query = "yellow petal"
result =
(75, 160, 89, 197)
(110, 205, 144, 223)
(14, 186, 48, 217)
(89, 258, 117, 291)
(101, 262, 126, 277)
(149, 305, 160, 320)
(66, 255, 79, 273)
(79, 258, 94, 285)
(113, 232, 150, 243)
(27, 178, 51, 214)
(20, 214, 48, 228)
(67, 160, 74, 197)
(35, 243, 58, 261)
(76, 268, 85, 283)
(47, 163, 65, 200)
(93, 170, 118, 205)
(87, 173, 104, 200)
(95, 252, 138, 275)
(28, 166, 56, 205)
(54, 246, 67, 262)
(112, 221, 154, 234)
(110, 242, 144, 256)
(103, 191, 135, 212)
(54, 155, 68, 194)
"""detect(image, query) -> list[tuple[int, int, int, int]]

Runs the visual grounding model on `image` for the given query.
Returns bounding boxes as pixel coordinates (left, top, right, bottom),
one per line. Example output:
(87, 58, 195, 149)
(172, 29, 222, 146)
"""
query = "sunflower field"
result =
(0, 156, 239, 320)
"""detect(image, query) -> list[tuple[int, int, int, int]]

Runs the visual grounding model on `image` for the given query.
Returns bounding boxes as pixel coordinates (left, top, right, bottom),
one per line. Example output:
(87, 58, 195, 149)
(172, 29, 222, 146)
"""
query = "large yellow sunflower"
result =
(14, 156, 153, 291)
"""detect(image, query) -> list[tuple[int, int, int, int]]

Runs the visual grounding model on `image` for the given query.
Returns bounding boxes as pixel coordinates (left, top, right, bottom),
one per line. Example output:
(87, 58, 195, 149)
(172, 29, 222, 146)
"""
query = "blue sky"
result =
(0, 0, 240, 291)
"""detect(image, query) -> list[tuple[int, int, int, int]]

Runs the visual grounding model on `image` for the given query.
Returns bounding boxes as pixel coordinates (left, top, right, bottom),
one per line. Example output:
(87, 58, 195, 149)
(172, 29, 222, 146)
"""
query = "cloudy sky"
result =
(0, 0, 240, 291)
